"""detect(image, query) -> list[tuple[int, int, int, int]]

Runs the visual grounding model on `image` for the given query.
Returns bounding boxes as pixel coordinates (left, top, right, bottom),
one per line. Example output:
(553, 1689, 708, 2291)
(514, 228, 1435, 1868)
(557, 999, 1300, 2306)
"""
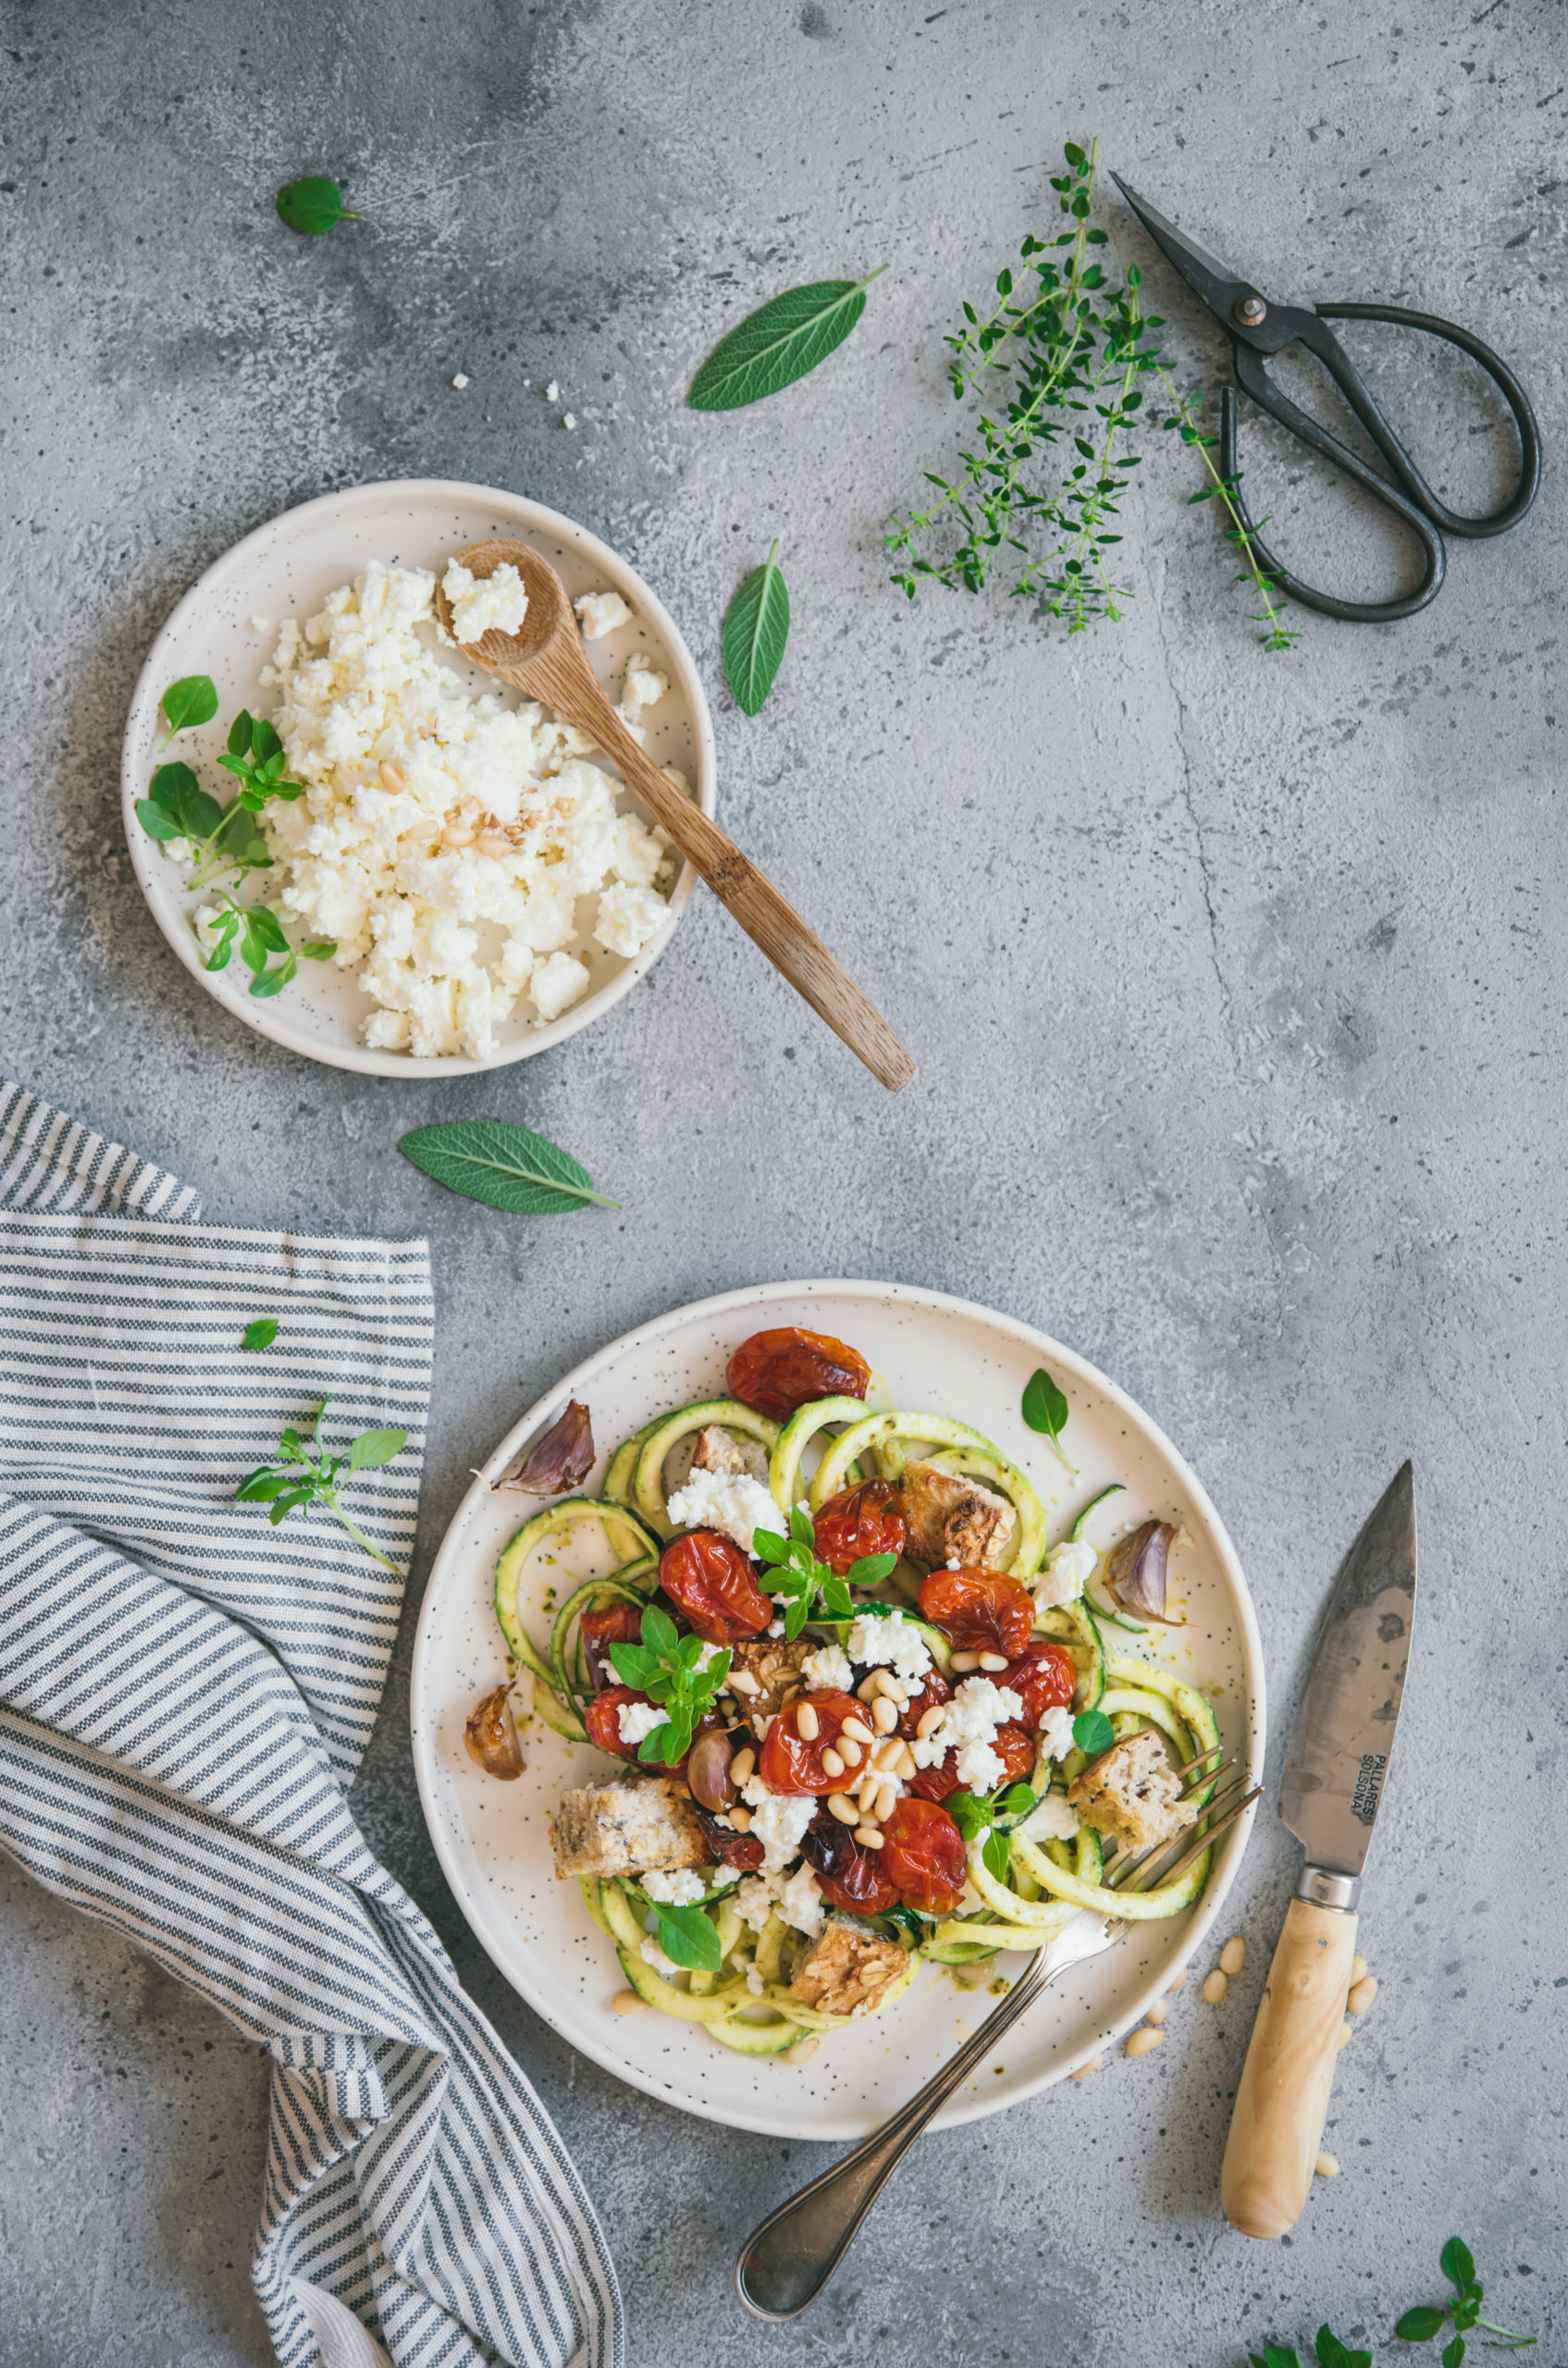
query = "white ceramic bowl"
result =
(120, 479, 716, 1076)
(410, 1279, 1266, 2141)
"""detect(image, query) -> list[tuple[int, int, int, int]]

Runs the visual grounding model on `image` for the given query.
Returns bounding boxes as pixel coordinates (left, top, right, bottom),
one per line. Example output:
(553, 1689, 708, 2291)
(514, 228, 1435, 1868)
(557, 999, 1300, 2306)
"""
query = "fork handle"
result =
(1220, 1893, 1359, 2238)
(735, 1953, 1050, 2320)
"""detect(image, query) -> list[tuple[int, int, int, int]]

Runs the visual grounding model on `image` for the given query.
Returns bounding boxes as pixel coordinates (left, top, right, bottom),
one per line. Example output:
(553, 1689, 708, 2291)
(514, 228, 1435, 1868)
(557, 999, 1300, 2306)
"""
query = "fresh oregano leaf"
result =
(348, 1426, 407, 1471)
(1439, 2239, 1477, 2295)
(721, 543, 790, 715)
(277, 176, 360, 236)
(652, 1903, 722, 1973)
(688, 268, 885, 410)
(241, 1318, 278, 1352)
(1021, 1364, 1078, 1474)
(399, 1120, 620, 1215)
(1072, 1708, 1115, 1757)
(1396, 2311, 1449, 2342)
(160, 674, 218, 743)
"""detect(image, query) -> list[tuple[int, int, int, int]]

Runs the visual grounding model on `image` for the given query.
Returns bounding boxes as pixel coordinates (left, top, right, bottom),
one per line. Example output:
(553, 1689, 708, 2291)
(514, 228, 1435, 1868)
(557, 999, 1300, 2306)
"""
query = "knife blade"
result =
(1220, 1464, 1417, 2238)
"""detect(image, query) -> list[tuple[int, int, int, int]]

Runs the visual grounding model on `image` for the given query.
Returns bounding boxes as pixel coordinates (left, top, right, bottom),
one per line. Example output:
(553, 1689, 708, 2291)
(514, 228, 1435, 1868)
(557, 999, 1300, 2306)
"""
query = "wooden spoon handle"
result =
(1219, 1894, 1358, 2238)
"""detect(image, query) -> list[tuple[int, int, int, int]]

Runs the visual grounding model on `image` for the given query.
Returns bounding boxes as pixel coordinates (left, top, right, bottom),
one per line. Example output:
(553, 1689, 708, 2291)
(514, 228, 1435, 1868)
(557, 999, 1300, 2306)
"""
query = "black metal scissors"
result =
(1112, 174, 1541, 623)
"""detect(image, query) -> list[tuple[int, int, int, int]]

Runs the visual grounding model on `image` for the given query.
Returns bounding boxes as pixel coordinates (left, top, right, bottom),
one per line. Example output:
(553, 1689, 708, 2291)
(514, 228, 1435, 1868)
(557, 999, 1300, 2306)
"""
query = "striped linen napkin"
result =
(0, 1081, 621, 2368)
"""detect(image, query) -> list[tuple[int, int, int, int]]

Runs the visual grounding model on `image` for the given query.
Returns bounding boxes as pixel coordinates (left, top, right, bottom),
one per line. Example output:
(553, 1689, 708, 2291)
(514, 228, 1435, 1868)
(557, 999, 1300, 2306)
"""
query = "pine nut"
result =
(871, 1736, 902, 1772)
(784, 2039, 819, 2064)
(378, 759, 410, 793)
(1126, 2027, 1164, 2058)
(894, 1742, 918, 1780)
(759, 1656, 779, 1676)
(1347, 1975, 1378, 2015)
(1337, 2019, 1353, 2050)
(1203, 1969, 1228, 2004)
(978, 1651, 1009, 1673)
(856, 1676, 882, 1703)
(857, 1775, 881, 1816)
(1166, 1970, 1187, 1992)
(840, 1717, 874, 1745)
(868, 1669, 897, 1698)
(796, 1703, 820, 1741)
(1142, 1998, 1167, 2026)
(477, 833, 512, 857)
(729, 1746, 756, 1785)
(1218, 1935, 1246, 1976)
(729, 1670, 761, 1696)
(838, 1738, 863, 1768)
(875, 1779, 898, 1823)
(1351, 1953, 1368, 1983)
(950, 1650, 981, 1673)
(402, 818, 440, 839)
(820, 1747, 845, 1780)
(611, 1990, 648, 2015)
(1315, 2152, 1340, 2178)
(916, 1704, 945, 1740)
(728, 1806, 752, 1833)
(871, 1696, 898, 1733)
(826, 1794, 858, 1824)
(1069, 2056, 1102, 2081)
(441, 824, 475, 846)
(853, 1827, 883, 1848)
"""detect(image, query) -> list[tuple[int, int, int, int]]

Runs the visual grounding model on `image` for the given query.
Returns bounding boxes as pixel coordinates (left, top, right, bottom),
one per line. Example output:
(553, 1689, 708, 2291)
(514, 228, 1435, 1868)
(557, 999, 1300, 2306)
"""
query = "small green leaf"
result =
(688, 268, 885, 409)
(608, 1643, 658, 1688)
(160, 675, 218, 741)
(1398, 2309, 1449, 2342)
(752, 1528, 790, 1564)
(1441, 2339, 1465, 2368)
(399, 1119, 620, 1215)
(845, 1550, 897, 1589)
(277, 175, 360, 235)
(1073, 1708, 1115, 1757)
(148, 761, 222, 842)
(348, 1426, 407, 1471)
(135, 798, 183, 842)
(642, 1605, 679, 1659)
(302, 940, 337, 960)
(721, 544, 791, 715)
(1021, 1364, 1077, 1472)
(234, 1468, 290, 1502)
(652, 1903, 722, 1972)
(241, 1318, 278, 1352)
(788, 1504, 815, 1548)
(1440, 2240, 1477, 2296)
(982, 1827, 1012, 1883)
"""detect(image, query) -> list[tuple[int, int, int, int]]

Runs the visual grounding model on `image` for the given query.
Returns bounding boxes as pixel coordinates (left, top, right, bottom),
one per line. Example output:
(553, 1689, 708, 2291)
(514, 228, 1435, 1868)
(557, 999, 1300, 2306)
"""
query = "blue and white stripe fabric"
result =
(0, 1081, 622, 2368)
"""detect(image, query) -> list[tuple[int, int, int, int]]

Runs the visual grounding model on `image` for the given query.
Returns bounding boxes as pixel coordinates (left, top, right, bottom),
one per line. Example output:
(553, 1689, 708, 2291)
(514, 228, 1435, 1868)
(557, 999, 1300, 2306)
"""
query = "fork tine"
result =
(1174, 1742, 1227, 1780)
(1124, 1782, 1263, 1897)
(1100, 1771, 1254, 1894)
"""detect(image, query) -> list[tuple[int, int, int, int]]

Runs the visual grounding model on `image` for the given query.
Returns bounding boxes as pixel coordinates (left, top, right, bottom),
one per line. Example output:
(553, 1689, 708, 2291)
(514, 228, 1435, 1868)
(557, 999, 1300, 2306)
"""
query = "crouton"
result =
(726, 1636, 812, 1720)
(788, 1918, 910, 2019)
(689, 1424, 771, 1485)
(901, 1460, 1017, 1572)
(1067, 1728, 1198, 1854)
(549, 1776, 708, 1880)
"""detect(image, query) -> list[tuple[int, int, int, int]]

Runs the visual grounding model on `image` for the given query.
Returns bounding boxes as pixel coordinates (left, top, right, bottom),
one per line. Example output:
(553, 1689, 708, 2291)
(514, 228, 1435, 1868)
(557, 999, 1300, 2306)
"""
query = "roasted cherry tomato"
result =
(999, 1638, 1077, 1728)
(692, 1801, 765, 1873)
(759, 1690, 867, 1795)
(727, 1326, 872, 1423)
(812, 1477, 907, 1574)
(799, 1811, 900, 1915)
(919, 1568, 1035, 1658)
(907, 1750, 961, 1802)
(908, 1720, 1034, 1801)
(879, 1795, 967, 1917)
(578, 1600, 646, 1692)
(583, 1685, 717, 1774)
(659, 1529, 772, 1644)
(895, 1664, 953, 1740)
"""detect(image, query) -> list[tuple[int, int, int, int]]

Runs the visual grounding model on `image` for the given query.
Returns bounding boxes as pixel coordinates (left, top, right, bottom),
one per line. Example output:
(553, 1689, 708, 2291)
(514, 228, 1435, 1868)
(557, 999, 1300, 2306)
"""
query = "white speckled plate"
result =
(410, 1281, 1266, 2140)
(120, 478, 716, 1076)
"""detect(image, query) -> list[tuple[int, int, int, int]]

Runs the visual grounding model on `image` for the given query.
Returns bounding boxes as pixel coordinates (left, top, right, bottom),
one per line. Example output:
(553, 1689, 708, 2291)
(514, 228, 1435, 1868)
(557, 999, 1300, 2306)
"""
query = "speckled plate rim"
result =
(409, 1278, 1266, 2140)
(119, 476, 717, 1078)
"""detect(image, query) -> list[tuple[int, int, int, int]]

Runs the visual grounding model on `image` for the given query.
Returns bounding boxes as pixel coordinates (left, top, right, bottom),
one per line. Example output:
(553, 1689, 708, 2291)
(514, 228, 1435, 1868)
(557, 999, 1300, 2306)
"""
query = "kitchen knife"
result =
(1220, 1462, 1416, 2238)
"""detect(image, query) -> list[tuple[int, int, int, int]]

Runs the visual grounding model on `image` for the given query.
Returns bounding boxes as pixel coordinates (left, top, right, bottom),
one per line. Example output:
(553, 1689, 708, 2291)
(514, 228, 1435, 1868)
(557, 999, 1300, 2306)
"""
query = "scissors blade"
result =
(1109, 174, 1258, 324)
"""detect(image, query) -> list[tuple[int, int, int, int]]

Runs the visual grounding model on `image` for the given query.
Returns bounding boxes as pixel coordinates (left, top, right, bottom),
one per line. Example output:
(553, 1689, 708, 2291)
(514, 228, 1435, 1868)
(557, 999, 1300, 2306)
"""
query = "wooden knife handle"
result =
(1220, 1894, 1358, 2238)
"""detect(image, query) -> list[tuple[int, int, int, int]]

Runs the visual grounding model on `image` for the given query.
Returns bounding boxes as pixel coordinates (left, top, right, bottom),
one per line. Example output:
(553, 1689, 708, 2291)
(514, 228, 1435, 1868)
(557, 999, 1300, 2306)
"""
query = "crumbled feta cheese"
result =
(531, 951, 592, 1023)
(766, 1618, 785, 1639)
(1021, 1790, 1080, 1842)
(638, 1866, 708, 1906)
(739, 1779, 816, 1873)
(1034, 1537, 1098, 1611)
(616, 1700, 667, 1748)
(574, 587, 633, 641)
(545, 380, 560, 403)
(664, 1466, 783, 1556)
(800, 1644, 854, 1694)
(451, 373, 470, 389)
(734, 1861, 825, 1935)
(846, 1607, 932, 1685)
(910, 1676, 1026, 1795)
(621, 654, 668, 714)
(593, 881, 668, 958)
(640, 1937, 680, 1978)
(562, 412, 576, 431)
(1039, 1704, 1078, 1762)
(746, 1964, 765, 1995)
(249, 614, 270, 632)
(441, 559, 527, 644)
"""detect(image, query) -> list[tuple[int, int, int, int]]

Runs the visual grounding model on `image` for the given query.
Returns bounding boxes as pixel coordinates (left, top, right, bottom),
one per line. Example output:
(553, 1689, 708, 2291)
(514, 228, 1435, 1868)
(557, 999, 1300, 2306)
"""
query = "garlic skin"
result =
(465, 1684, 525, 1779)
(1105, 1520, 1180, 1623)
(496, 1399, 595, 1495)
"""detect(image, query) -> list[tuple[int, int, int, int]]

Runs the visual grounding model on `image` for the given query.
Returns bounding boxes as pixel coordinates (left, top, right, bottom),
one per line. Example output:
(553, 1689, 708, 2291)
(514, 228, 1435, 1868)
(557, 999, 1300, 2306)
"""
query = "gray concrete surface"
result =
(1, 0, 1563, 2361)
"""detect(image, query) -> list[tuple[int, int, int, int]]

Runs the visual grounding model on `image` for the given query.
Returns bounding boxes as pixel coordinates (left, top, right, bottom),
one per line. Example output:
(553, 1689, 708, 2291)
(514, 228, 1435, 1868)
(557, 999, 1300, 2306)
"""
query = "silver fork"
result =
(734, 1745, 1260, 2320)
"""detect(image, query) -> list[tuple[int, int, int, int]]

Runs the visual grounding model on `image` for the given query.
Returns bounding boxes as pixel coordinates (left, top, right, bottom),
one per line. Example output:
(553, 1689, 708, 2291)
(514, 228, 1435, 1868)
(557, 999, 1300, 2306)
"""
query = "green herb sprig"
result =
(399, 1121, 620, 1216)
(947, 1781, 1039, 1883)
(1251, 2336, 1371, 2368)
(647, 1901, 723, 1975)
(136, 761, 272, 885)
(235, 1398, 407, 1572)
(608, 1605, 732, 1766)
(241, 1318, 278, 1352)
(1021, 1365, 1076, 1474)
(201, 891, 335, 998)
(277, 176, 360, 236)
(752, 1505, 897, 1642)
(1395, 2238, 1536, 2364)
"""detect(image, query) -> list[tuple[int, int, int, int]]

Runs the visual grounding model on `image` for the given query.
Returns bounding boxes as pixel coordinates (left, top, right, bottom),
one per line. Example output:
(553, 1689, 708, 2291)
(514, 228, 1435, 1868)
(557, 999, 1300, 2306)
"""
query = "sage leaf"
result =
(277, 175, 360, 235)
(399, 1119, 620, 1215)
(688, 267, 885, 410)
(241, 1318, 278, 1352)
(160, 675, 218, 743)
(652, 1903, 722, 1974)
(1021, 1364, 1077, 1473)
(721, 543, 790, 715)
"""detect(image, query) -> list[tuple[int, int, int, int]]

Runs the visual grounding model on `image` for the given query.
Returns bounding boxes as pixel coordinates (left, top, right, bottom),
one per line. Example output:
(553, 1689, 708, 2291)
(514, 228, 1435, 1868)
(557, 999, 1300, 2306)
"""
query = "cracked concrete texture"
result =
(1, 0, 1564, 2361)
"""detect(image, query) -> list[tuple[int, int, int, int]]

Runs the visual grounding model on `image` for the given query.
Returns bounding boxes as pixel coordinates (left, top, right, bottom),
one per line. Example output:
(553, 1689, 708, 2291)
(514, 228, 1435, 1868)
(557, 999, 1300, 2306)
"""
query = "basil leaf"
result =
(982, 1827, 1012, 1884)
(149, 761, 221, 841)
(945, 1789, 988, 1843)
(787, 1504, 815, 1548)
(637, 1720, 680, 1765)
(228, 709, 256, 757)
(1021, 1364, 1078, 1474)
(999, 1783, 1037, 1821)
(266, 1489, 315, 1523)
(846, 1551, 897, 1589)
(752, 1527, 789, 1564)
(234, 1467, 290, 1501)
(135, 798, 183, 842)
(249, 956, 294, 998)
(160, 675, 218, 740)
(241, 1318, 278, 1352)
(302, 940, 337, 960)
(721, 544, 791, 716)
(277, 175, 360, 235)
(688, 269, 884, 410)
(642, 1606, 679, 1659)
(251, 717, 283, 762)
(1439, 2240, 1477, 2296)
(348, 1426, 406, 1471)
(1073, 1708, 1115, 1758)
(608, 1644, 657, 1688)
(399, 1119, 620, 1215)
(652, 1903, 722, 1973)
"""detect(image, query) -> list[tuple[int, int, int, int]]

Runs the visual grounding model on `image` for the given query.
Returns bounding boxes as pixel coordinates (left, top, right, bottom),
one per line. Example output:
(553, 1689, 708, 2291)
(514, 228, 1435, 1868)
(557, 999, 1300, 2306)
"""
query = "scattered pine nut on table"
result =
(1203, 1969, 1228, 2004)
(1126, 2027, 1164, 2058)
(1218, 1935, 1246, 1976)
(1315, 2151, 1340, 2178)
(1347, 1974, 1378, 2015)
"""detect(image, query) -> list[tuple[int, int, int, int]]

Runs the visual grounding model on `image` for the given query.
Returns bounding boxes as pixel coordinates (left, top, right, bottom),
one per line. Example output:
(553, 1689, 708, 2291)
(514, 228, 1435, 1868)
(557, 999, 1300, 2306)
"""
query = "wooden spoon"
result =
(435, 540, 916, 1092)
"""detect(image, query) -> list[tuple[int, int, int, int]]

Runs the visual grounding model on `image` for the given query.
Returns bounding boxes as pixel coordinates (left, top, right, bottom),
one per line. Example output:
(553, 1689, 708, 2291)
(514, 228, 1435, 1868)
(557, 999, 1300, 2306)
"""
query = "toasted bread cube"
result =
(901, 1459, 1017, 1572)
(690, 1424, 771, 1485)
(549, 1776, 708, 1880)
(788, 1918, 909, 2019)
(727, 1636, 812, 1720)
(1067, 1728, 1198, 1853)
